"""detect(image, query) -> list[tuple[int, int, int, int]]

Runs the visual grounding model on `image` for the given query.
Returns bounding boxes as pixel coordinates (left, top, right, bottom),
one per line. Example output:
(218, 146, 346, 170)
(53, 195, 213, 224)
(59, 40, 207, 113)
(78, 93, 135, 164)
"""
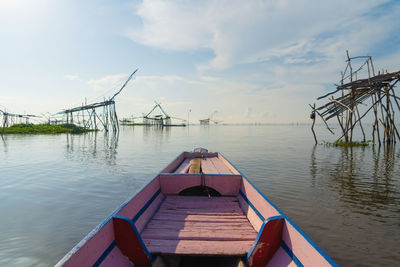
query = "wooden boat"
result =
(56, 148, 337, 267)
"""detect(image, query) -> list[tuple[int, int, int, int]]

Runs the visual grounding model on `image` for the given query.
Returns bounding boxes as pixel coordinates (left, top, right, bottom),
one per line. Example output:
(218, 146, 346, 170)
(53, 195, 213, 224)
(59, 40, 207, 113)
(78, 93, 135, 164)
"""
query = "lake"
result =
(0, 125, 399, 266)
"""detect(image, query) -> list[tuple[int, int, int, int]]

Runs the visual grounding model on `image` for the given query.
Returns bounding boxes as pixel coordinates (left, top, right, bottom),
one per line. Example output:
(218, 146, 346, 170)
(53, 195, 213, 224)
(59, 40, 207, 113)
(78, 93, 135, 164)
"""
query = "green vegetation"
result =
(323, 140, 373, 147)
(0, 123, 94, 134)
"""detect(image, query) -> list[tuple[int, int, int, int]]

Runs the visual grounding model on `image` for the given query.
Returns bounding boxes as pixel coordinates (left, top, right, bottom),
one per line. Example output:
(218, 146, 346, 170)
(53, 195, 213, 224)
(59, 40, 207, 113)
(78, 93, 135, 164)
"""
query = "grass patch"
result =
(0, 123, 94, 134)
(323, 140, 373, 147)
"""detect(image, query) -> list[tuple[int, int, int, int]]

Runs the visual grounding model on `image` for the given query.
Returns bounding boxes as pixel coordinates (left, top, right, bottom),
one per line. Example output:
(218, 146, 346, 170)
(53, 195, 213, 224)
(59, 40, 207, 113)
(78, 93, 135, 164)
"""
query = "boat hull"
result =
(56, 149, 337, 267)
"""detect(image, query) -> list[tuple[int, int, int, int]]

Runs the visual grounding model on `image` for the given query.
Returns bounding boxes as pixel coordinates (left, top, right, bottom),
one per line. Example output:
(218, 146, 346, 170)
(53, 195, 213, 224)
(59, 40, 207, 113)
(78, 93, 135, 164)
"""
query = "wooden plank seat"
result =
(141, 196, 257, 256)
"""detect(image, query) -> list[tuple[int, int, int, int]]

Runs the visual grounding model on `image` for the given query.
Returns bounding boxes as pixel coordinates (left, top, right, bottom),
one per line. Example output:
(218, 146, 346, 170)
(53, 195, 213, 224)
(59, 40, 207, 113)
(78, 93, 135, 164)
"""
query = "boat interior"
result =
(112, 150, 286, 266)
(57, 149, 334, 267)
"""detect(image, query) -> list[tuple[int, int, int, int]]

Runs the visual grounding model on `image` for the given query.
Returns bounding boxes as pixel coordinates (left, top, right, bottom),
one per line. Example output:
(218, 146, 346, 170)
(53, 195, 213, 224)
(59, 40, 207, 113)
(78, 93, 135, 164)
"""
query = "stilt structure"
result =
(310, 51, 400, 145)
(57, 69, 138, 132)
(0, 109, 40, 137)
(200, 111, 221, 125)
(122, 101, 186, 127)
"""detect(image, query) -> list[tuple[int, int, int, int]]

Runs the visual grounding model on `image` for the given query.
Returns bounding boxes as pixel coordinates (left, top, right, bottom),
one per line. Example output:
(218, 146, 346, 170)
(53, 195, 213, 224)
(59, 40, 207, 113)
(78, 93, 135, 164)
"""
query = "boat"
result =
(56, 148, 337, 267)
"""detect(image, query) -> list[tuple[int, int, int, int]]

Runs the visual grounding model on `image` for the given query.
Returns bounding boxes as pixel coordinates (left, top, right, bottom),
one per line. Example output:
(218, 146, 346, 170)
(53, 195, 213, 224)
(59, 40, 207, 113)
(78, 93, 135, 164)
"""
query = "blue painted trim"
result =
(132, 189, 161, 222)
(245, 216, 284, 262)
(92, 240, 116, 267)
(246, 220, 267, 262)
(113, 215, 154, 262)
(219, 152, 338, 266)
(57, 152, 185, 266)
(282, 241, 304, 267)
(239, 191, 265, 221)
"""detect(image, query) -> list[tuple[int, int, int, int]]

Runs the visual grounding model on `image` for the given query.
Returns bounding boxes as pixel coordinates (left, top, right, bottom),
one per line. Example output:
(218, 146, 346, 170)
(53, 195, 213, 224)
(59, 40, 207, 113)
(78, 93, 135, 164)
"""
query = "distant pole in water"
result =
(188, 109, 191, 126)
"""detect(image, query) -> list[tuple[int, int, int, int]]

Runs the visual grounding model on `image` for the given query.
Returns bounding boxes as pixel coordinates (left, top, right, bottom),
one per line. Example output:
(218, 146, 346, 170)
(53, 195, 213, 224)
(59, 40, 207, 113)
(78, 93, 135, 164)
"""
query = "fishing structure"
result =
(310, 51, 400, 145)
(0, 109, 41, 137)
(199, 110, 221, 125)
(57, 69, 138, 133)
(121, 101, 186, 127)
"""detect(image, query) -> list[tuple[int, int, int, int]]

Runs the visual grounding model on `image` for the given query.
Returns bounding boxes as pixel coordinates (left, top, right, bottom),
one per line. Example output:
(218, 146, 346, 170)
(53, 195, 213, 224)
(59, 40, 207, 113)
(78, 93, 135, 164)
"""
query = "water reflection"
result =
(311, 145, 400, 219)
(65, 132, 119, 166)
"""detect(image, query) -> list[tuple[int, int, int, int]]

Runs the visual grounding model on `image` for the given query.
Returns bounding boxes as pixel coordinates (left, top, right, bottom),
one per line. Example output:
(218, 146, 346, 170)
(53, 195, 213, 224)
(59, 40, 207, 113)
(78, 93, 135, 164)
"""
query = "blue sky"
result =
(1, 0, 400, 123)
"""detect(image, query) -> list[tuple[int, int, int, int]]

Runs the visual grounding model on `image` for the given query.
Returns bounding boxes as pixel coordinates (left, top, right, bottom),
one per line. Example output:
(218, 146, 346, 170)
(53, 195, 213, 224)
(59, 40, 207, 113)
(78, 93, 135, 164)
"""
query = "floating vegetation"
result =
(0, 123, 95, 134)
(323, 140, 373, 147)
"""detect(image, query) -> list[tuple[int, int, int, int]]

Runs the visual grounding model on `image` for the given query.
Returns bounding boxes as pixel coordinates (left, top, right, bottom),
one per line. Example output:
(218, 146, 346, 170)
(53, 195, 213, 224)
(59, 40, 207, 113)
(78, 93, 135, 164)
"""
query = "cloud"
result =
(87, 73, 128, 92)
(64, 74, 79, 81)
(127, 0, 396, 70)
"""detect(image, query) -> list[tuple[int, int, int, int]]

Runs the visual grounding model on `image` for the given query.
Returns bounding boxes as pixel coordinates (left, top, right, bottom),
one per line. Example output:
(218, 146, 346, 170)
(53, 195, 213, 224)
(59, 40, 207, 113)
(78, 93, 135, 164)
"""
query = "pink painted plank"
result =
(164, 195, 238, 202)
(240, 178, 280, 223)
(266, 247, 297, 267)
(238, 194, 263, 231)
(209, 157, 233, 174)
(99, 246, 133, 267)
(135, 193, 165, 233)
(159, 174, 201, 195)
(151, 214, 250, 222)
(141, 229, 257, 241)
(282, 221, 332, 266)
(201, 157, 219, 173)
(116, 176, 161, 219)
(174, 158, 191, 173)
(160, 199, 240, 208)
(144, 239, 254, 256)
(56, 220, 115, 267)
(161, 152, 185, 173)
(217, 154, 240, 174)
(204, 174, 241, 195)
(145, 221, 255, 231)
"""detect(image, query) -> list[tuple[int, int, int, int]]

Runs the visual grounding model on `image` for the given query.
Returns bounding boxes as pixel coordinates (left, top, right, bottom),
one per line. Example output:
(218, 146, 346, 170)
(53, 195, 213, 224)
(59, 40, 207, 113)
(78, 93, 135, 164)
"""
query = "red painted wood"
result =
(144, 239, 254, 256)
(112, 217, 151, 267)
(247, 218, 284, 267)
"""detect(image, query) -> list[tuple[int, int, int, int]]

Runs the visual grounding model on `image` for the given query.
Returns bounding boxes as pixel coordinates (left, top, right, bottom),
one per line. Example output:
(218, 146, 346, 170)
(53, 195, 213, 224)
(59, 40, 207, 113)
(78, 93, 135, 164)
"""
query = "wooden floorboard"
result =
(142, 196, 257, 256)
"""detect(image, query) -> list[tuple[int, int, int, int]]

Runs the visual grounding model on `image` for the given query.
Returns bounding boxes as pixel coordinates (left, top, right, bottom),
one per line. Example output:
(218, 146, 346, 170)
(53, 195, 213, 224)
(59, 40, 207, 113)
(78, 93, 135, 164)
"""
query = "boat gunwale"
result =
(218, 152, 338, 267)
(57, 150, 338, 267)
(55, 152, 185, 266)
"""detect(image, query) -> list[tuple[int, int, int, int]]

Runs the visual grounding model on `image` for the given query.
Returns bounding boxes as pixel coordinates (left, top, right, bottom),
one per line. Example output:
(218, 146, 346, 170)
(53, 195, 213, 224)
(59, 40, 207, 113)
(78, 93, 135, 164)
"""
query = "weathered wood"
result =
(174, 158, 191, 173)
(144, 239, 254, 256)
(188, 158, 201, 173)
(201, 157, 218, 173)
(141, 195, 257, 255)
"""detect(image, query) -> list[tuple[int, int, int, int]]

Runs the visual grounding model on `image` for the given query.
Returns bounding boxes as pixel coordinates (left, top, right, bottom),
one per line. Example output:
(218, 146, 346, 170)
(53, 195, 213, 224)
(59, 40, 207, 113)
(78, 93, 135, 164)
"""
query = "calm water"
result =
(0, 125, 399, 266)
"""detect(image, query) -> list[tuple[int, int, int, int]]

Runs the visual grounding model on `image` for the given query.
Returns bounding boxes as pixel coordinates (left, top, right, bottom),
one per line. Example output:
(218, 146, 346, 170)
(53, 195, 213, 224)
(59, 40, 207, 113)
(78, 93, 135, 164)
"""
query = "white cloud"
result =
(64, 74, 79, 81)
(128, 0, 394, 70)
(87, 73, 128, 92)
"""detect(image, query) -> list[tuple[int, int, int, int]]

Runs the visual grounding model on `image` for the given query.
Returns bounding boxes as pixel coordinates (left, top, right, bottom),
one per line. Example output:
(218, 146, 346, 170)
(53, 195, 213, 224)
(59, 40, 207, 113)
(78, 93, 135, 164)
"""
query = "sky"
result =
(1, 0, 400, 123)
